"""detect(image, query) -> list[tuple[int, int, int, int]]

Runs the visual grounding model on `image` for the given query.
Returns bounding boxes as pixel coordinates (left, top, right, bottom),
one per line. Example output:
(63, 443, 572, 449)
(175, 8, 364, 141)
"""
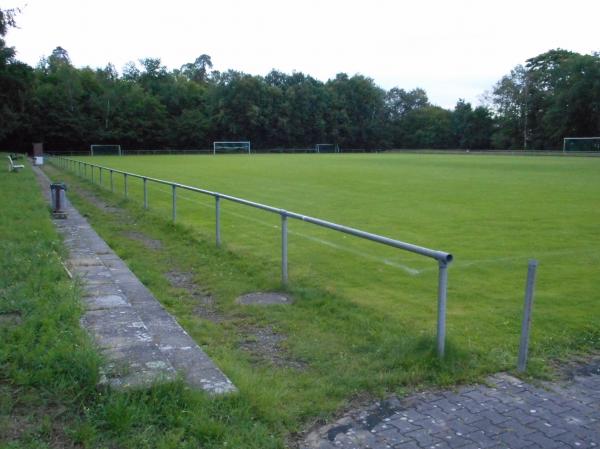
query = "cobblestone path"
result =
(304, 361, 600, 449)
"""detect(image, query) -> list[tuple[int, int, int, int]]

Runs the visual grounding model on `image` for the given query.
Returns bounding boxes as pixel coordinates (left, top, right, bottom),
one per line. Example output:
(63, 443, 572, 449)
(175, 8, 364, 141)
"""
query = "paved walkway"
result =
(34, 166, 236, 394)
(303, 363, 600, 449)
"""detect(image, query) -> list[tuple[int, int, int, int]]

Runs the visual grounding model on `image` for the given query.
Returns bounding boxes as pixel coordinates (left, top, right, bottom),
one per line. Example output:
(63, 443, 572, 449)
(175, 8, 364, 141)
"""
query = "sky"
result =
(4, 0, 599, 109)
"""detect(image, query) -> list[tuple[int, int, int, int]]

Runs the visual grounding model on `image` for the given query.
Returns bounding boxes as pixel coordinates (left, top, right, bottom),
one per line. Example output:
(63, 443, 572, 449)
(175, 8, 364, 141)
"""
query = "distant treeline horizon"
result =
(1, 9, 599, 153)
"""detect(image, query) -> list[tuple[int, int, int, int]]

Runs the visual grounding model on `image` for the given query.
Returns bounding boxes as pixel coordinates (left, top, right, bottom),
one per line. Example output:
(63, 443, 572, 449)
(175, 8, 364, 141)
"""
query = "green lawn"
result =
(72, 153, 600, 358)
(43, 152, 600, 445)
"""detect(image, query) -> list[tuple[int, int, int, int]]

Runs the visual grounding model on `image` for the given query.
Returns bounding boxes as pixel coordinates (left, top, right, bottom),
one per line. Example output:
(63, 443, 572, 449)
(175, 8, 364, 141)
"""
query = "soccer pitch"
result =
(77, 153, 600, 368)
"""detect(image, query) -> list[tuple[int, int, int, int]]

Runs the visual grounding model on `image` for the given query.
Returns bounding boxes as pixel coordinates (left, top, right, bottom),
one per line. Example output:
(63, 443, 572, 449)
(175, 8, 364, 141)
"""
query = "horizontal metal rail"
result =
(49, 155, 454, 357)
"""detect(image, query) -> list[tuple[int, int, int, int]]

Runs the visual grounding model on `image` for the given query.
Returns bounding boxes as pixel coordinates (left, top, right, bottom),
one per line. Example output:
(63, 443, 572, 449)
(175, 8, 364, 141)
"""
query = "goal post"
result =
(90, 144, 122, 156)
(213, 141, 251, 155)
(563, 137, 600, 153)
(315, 143, 340, 153)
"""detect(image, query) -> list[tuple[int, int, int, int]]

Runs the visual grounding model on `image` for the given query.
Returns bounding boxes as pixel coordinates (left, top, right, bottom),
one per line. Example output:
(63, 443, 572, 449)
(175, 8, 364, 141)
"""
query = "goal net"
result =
(563, 137, 600, 153)
(315, 143, 340, 153)
(90, 144, 122, 156)
(213, 141, 251, 154)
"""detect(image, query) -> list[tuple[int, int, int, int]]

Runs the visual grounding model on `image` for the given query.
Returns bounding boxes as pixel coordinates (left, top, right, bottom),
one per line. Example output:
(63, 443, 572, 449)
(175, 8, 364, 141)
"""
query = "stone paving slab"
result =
(34, 166, 236, 394)
(303, 369, 600, 449)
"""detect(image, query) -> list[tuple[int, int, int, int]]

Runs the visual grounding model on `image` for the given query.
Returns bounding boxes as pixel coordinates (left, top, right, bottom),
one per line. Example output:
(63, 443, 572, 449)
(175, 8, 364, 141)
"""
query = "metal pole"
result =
(110, 170, 114, 192)
(215, 196, 221, 247)
(124, 173, 128, 198)
(518, 259, 538, 372)
(143, 177, 148, 209)
(99, 167, 103, 186)
(91, 165, 94, 184)
(172, 184, 176, 222)
(281, 213, 288, 285)
(437, 260, 449, 358)
(84, 163, 87, 178)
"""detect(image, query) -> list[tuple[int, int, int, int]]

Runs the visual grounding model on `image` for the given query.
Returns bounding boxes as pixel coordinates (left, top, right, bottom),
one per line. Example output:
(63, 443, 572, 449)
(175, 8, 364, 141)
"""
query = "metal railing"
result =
(49, 155, 454, 357)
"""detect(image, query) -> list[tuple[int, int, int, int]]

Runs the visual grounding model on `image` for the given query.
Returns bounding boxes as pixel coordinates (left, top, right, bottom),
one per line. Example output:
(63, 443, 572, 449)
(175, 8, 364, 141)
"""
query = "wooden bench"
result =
(7, 155, 25, 172)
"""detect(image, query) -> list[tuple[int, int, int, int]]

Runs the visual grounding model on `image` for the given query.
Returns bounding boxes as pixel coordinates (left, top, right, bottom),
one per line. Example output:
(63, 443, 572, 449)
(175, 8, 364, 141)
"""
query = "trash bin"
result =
(50, 183, 68, 219)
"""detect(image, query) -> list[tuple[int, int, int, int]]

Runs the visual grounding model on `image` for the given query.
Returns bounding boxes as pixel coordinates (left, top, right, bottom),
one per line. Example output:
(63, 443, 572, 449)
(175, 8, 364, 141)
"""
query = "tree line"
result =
(1, 9, 599, 153)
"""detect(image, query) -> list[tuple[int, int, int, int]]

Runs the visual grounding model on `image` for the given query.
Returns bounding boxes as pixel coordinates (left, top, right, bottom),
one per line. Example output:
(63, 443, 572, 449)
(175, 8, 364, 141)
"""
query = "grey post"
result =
(172, 184, 177, 222)
(437, 260, 449, 358)
(281, 212, 288, 285)
(518, 259, 538, 372)
(110, 170, 114, 192)
(99, 167, 103, 186)
(143, 177, 148, 209)
(215, 195, 221, 247)
(91, 165, 94, 183)
(124, 173, 128, 198)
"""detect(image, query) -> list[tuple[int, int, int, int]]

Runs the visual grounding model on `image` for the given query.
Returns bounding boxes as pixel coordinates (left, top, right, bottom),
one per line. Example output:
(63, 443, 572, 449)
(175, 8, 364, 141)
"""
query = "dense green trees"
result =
(489, 49, 600, 150)
(1, 9, 599, 153)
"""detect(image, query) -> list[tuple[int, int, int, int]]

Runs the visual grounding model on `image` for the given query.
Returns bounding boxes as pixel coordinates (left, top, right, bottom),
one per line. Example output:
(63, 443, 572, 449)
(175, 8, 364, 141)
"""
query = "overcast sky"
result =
(4, 0, 599, 108)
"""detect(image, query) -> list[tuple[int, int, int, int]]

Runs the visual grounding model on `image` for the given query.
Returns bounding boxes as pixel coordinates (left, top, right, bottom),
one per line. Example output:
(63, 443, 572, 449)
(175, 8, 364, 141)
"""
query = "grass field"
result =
(71, 152, 600, 358)
(43, 152, 600, 445)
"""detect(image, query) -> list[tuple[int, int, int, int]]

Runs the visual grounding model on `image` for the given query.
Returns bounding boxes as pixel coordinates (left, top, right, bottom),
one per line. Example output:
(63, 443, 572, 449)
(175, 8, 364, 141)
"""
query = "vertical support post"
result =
(215, 195, 221, 247)
(171, 184, 177, 222)
(84, 163, 87, 178)
(143, 177, 148, 209)
(110, 170, 114, 192)
(124, 173, 128, 198)
(99, 167, 103, 186)
(518, 259, 538, 372)
(437, 260, 449, 358)
(91, 165, 94, 183)
(281, 212, 288, 285)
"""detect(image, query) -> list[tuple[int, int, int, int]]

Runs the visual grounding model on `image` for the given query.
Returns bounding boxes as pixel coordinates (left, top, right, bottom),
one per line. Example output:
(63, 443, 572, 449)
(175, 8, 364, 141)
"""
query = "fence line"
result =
(49, 155, 454, 357)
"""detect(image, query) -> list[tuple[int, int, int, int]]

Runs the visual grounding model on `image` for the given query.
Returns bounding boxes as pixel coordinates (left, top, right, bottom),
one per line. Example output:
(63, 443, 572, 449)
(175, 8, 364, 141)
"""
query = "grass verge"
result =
(0, 159, 282, 449)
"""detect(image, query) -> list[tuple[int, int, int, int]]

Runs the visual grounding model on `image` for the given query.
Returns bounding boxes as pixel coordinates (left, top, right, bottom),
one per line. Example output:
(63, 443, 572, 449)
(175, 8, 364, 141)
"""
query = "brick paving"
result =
(303, 363, 600, 449)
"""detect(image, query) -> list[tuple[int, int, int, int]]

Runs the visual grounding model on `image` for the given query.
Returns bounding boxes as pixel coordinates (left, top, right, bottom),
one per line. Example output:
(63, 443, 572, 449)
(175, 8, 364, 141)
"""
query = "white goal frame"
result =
(213, 141, 251, 155)
(315, 143, 340, 153)
(90, 144, 122, 156)
(563, 137, 600, 153)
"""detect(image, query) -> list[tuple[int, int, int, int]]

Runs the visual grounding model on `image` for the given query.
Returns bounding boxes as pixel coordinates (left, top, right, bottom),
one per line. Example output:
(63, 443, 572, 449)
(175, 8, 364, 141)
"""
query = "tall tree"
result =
(0, 8, 33, 148)
(180, 54, 213, 83)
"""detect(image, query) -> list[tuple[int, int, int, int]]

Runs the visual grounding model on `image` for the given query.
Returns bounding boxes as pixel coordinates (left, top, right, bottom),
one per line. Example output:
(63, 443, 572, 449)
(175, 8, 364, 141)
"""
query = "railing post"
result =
(143, 177, 148, 209)
(91, 165, 94, 184)
(215, 195, 221, 247)
(281, 212, 288, 285)
(437, 260, 449, 358)
(99, 167, 103, 186)
(124, 173, 128, 198)
(84, 163, 87, 178)
(172, 184, 176, 222)
(110, 170, 114, 192)
(518, 260, 538, 372)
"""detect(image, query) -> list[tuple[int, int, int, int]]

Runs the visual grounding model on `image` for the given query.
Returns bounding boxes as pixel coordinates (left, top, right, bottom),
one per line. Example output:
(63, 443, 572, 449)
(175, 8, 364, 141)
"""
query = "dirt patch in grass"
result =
(0, 312, 22, 327)
(238, 325, 307, 370)
(122, 230, 163, 251)
(75, 187, 123, 215)
(165, 270, 225, 322)
(0, 388, 76, 449)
